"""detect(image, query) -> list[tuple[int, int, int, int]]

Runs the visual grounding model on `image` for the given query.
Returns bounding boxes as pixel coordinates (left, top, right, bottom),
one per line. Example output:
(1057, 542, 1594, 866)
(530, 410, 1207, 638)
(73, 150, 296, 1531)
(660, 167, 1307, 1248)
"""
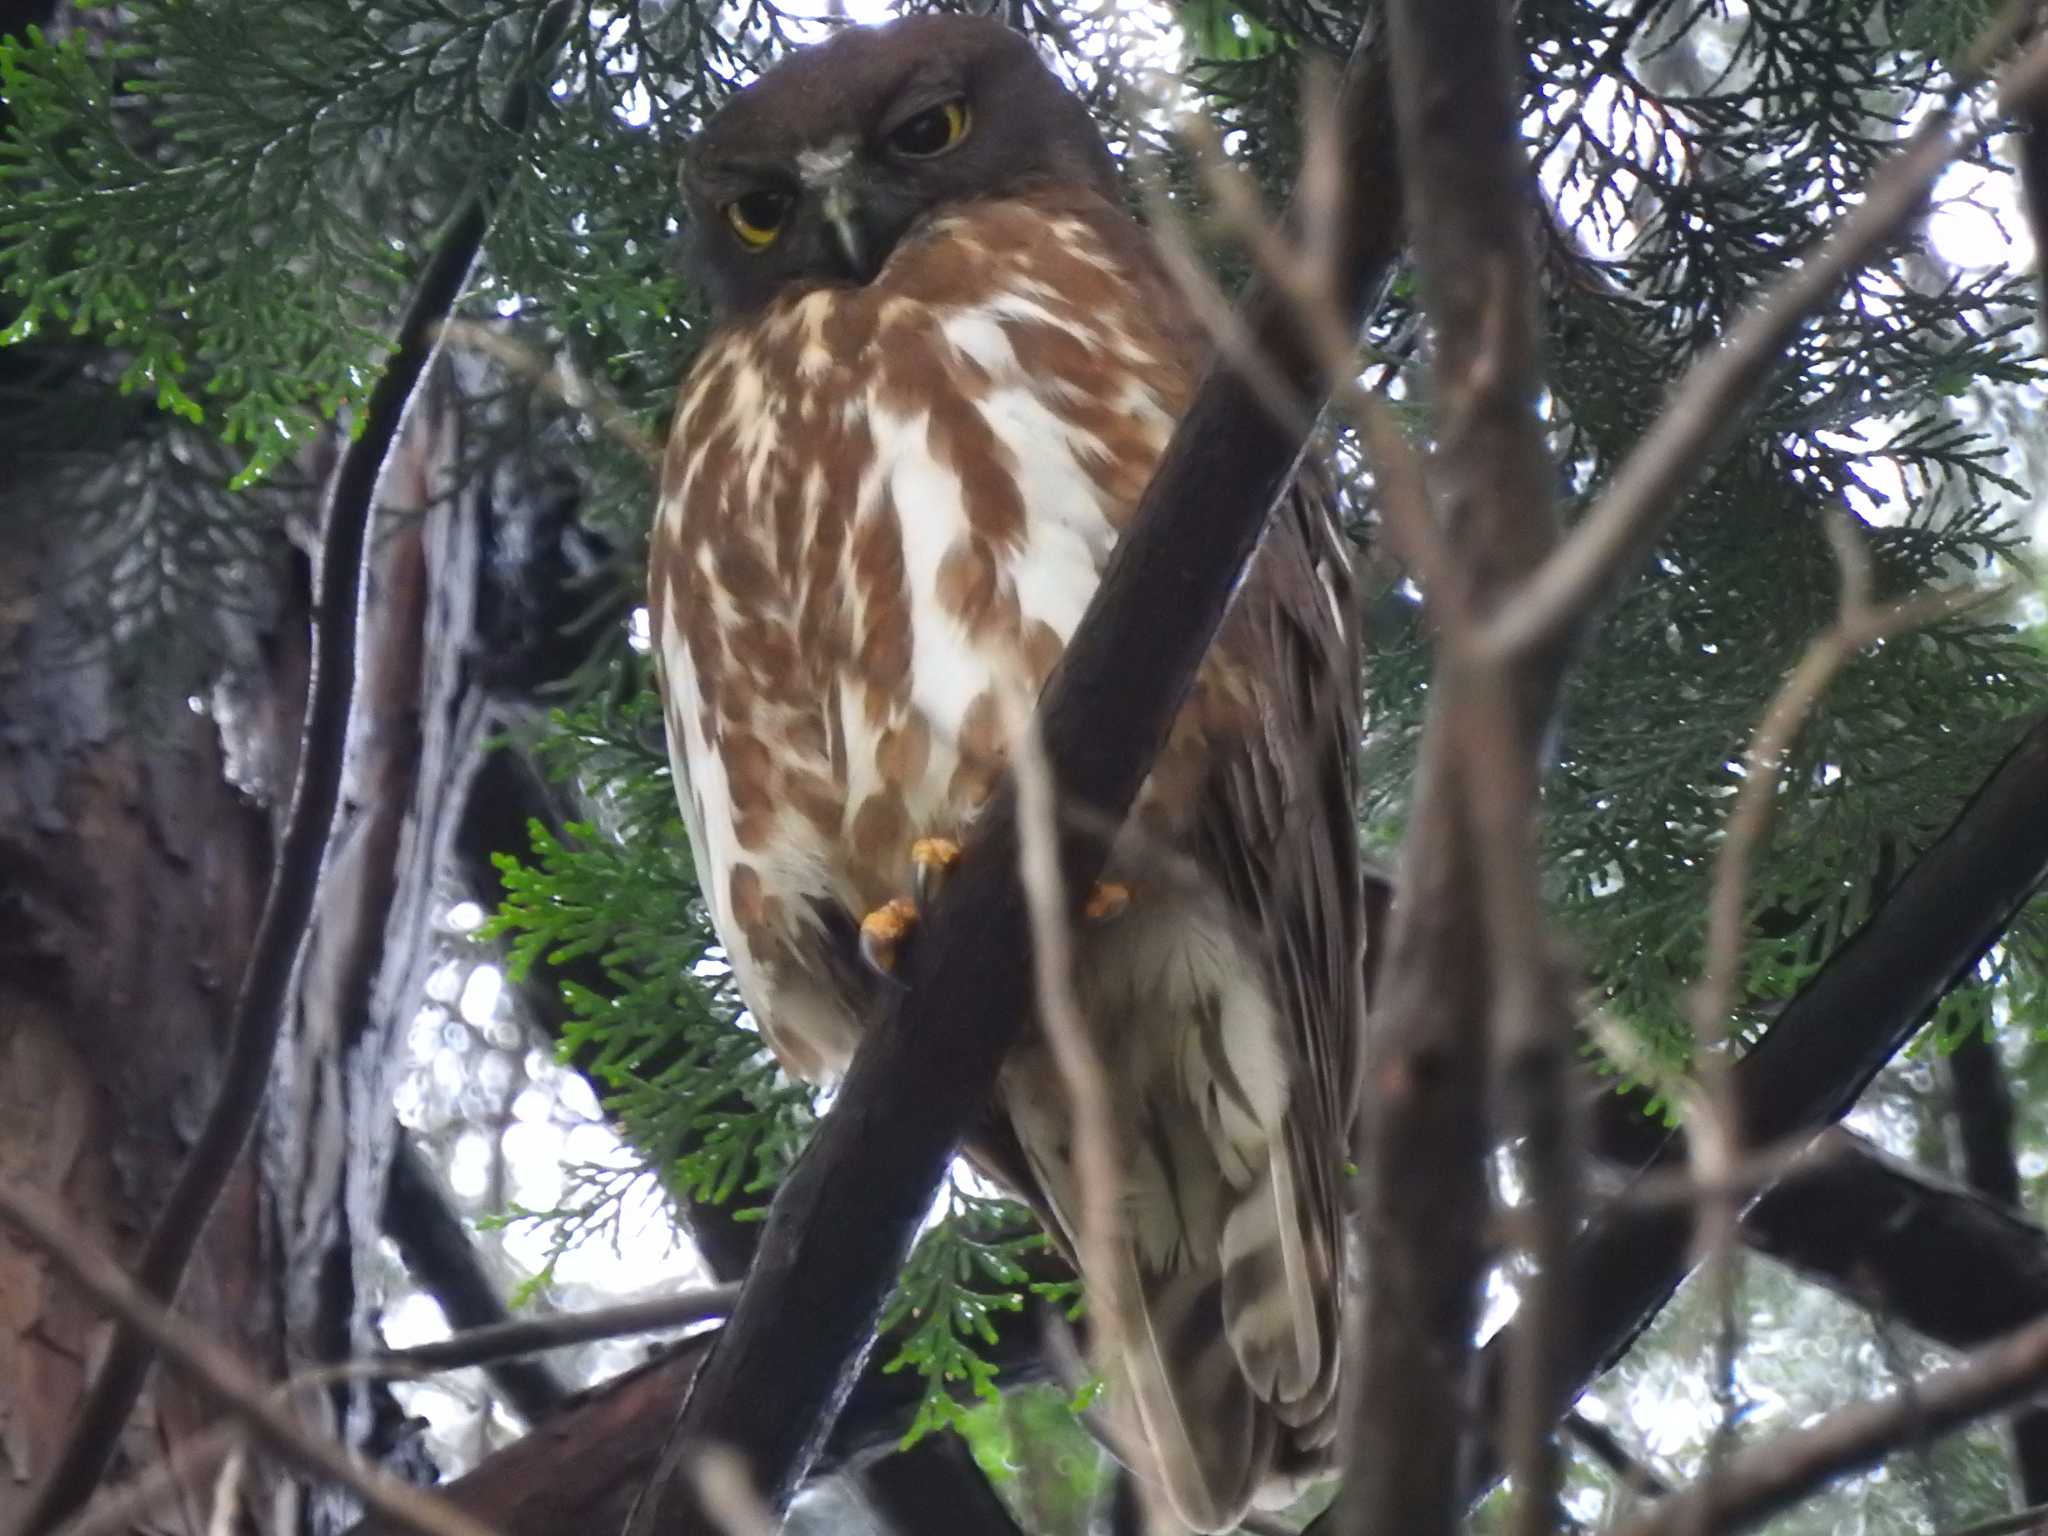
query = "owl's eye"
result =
(725, 189, 792, 249)
(886, 98, 970, 159)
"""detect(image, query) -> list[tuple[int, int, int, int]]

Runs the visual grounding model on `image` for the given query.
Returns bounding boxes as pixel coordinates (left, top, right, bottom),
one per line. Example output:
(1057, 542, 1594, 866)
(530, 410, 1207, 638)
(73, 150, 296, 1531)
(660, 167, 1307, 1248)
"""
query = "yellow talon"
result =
(860, 896, 922, 976)
(1083, 880, 1131, 923)
(910, 836, 963, 909)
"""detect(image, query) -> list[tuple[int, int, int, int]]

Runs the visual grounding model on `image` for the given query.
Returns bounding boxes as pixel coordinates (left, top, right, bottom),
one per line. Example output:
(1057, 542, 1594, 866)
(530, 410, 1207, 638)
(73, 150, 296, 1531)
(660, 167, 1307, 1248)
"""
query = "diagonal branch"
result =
(1294, 712, 2048, 1536)
(1604, 1309, 2048, 1536)
(1940, 1026, 2048, 1504)
(1745, 1129, 2048, 1351)
(382, 1135, 569, 1424)
(1470, 712, 2048, 1496)
(627, 18, 1404, 1530)
(0, 1180, 493, 1536)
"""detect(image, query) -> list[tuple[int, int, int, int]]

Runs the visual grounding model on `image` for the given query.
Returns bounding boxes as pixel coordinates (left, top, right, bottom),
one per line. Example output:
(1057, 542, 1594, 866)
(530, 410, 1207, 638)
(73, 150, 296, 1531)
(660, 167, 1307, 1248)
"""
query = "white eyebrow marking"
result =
(797, 137, 857, 186)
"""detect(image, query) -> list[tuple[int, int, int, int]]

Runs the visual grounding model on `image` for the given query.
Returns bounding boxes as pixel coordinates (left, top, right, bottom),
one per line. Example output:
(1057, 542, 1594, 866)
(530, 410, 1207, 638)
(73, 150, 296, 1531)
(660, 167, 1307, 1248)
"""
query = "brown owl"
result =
(647, 15, 1365, 1529)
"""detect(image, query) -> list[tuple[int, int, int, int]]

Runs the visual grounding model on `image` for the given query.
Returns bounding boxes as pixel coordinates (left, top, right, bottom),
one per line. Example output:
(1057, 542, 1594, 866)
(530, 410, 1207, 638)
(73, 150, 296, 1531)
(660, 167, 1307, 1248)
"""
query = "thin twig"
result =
(1684, 519, 2006, 1522)
(204, 1439, 248, 1536)
(0, 1179, 500, 1536)
(1603, 1310, 2048, 1536)
(369, 1282, 742, 1374)
(1001, 680, 1152, 1514)
(1568, 1411, 1671, 1500)
(1703, 575, 1998, 1029)
(15, 9, 582, 1531)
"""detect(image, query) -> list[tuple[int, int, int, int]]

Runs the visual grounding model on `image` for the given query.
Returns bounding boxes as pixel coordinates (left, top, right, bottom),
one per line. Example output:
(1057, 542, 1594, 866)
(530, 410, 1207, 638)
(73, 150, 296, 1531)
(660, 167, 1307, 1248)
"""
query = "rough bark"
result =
(0, 498, 283, 1532)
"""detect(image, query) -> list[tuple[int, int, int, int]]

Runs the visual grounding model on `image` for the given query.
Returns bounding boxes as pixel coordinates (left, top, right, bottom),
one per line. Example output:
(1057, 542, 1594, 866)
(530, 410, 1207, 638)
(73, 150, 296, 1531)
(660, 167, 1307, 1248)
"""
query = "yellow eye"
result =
(887, 98, 970, 159)
(725, 188, 792, 249)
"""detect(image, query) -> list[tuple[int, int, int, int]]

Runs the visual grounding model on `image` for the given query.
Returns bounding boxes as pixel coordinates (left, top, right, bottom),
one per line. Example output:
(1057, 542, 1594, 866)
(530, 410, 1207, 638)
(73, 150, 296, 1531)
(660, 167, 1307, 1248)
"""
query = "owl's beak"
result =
(823, 185, 872, 282)
(820, 181, 879, 283)
(797, 138, 885, 283)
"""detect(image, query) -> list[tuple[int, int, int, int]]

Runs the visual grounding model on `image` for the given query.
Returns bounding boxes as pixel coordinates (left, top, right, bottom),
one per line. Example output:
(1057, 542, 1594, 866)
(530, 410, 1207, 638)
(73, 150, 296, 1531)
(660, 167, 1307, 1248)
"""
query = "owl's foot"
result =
(861, 840, 960, 979)
(860, 847, 1127, 979)
(1083, 880, 1132, 923)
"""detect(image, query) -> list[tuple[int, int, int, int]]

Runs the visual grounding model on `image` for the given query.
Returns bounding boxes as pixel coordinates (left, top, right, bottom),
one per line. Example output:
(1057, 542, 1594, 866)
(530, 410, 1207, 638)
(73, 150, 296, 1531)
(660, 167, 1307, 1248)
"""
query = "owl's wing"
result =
(1193, 463, 1368, 1456)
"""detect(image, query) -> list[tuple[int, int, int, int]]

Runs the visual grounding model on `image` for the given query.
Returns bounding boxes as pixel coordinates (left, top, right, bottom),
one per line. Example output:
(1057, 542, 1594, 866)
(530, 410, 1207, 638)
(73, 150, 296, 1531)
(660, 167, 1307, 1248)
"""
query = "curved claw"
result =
(860, 896, 921, 979)
(910, 836, 962, 911)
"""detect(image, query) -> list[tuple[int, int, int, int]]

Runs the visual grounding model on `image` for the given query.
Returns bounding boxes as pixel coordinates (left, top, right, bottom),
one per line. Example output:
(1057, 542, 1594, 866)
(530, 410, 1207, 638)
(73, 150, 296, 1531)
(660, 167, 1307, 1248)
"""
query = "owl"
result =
(647, 15, 1365, 1530)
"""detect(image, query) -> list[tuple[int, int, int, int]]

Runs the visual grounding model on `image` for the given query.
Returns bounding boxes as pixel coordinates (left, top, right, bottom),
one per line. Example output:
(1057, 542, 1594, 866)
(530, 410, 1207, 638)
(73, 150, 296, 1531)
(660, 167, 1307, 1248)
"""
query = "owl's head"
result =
(680, 15, 1119, 315)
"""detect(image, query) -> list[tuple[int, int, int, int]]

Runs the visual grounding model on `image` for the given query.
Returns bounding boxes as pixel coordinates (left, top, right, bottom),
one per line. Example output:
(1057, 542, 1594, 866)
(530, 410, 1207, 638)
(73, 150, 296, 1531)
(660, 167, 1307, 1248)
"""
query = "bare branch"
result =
(383, 1136, 569, 1422)
(1568, 1411, 1670, 1501)
(367, 1283, 742, 1375)
(1683, 522, 2005, 1507)
(1002, 680, 1155, 1513)
(0, 1179, 500, 1536)
(1347, 1, 1570, 1533)
(203, 1439, 248, 1536)
(1454, 713, 2048, 1503)
(1603, 1311, 2048, 1536)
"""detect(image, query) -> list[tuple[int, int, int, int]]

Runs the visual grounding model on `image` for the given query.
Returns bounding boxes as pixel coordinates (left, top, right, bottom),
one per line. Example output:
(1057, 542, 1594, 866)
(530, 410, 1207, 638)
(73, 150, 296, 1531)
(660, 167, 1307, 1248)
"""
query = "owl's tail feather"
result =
(1112, 1250, 1276, 1533)
(1219, 1148, 1333, 1425)
(1102, 1146, 1340, 1530)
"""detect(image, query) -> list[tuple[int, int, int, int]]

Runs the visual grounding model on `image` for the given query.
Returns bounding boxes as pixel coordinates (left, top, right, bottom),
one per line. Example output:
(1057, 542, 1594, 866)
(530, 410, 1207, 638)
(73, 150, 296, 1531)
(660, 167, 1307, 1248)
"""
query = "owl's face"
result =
(680, 15, 1119, 316)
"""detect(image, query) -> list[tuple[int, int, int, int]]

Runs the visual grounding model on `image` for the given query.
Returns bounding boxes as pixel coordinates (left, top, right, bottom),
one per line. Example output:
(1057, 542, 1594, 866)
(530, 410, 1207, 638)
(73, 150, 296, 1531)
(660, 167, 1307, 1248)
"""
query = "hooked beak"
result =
(797, 139, 883, 284)
(820, 179, 875, 282)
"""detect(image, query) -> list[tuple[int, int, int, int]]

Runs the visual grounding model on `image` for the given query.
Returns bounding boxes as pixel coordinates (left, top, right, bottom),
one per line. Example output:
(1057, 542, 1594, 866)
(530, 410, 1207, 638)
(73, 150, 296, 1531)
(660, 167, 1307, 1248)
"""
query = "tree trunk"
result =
(0, 507, 285, 1532)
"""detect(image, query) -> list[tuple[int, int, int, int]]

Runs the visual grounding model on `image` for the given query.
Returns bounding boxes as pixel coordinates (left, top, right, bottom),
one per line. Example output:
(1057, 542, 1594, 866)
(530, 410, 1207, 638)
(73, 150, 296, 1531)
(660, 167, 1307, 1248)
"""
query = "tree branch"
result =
(1567, 1411, 1669, 1501)
(1950, 1027, 2025, 1211)
(341, 1301, 1058, 1536)
(1472, 712, 2048, 1494)
(346, 1115, 2048, 1536)
(366, 1282, 741, 1377)
(16, 11, 581, 1530)
(1744, 1130, 2048, 1351)
(625, 20, 1404, 1530)
(1943, 1027, 2048, 1506)
(1347, 0, 1570, 1533)
(382, 1135, 569, 1424)
(0, 1181, 493, 1536)
(858, 1433, 1030, 1536)
(1604, 1310, 2048, 1536)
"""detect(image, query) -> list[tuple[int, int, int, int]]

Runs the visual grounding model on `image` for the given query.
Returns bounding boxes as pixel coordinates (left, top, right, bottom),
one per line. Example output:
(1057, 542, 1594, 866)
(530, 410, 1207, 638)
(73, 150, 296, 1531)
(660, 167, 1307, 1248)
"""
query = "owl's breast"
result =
(651, 187, 1219, 1079)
